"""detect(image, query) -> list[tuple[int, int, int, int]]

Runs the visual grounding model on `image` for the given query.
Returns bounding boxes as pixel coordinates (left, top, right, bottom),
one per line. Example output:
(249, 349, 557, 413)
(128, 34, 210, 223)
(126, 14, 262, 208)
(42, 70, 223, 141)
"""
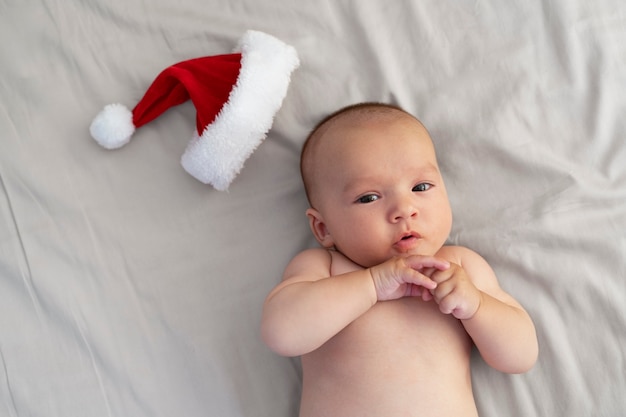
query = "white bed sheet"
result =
(1, 1, 625, 416)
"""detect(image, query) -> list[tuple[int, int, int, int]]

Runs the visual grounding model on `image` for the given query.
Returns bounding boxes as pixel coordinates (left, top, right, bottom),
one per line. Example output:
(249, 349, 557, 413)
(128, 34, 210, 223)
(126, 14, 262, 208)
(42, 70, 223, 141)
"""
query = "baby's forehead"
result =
(302, 105, 429, 205)
(318, 108, 405, 140)
(327, 106, 408, 130)
(310, 115, 436, 182)
(317, 110, 426, 151)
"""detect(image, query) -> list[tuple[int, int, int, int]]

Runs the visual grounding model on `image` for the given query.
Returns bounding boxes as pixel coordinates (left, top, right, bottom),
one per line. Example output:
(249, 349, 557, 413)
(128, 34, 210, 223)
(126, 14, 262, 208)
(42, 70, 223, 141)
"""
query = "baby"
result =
(261, 103, 538, 417)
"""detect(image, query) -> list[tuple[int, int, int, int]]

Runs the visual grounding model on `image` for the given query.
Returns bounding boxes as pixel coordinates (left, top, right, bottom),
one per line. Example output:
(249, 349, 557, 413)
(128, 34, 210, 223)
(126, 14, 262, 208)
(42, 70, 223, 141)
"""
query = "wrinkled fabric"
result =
(0, 1, 624, 416)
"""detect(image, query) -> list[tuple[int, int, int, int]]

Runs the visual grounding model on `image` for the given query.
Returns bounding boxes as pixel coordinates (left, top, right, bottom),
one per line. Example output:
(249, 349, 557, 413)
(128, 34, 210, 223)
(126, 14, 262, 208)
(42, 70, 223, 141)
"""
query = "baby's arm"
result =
(431, 246, 538, 374)
(261, 248, 449, 357)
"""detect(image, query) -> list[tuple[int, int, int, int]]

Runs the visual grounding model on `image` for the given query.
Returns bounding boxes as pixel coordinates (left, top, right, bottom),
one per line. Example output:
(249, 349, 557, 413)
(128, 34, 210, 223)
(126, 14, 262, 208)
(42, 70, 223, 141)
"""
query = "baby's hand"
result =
(429, 263, 482, 320)
(369, 256, 449, 301)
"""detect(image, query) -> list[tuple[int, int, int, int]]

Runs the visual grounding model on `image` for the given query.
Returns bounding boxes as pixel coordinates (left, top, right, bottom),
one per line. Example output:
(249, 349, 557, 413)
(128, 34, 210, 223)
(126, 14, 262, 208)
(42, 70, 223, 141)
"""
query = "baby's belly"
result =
(299, 298, 478, 417)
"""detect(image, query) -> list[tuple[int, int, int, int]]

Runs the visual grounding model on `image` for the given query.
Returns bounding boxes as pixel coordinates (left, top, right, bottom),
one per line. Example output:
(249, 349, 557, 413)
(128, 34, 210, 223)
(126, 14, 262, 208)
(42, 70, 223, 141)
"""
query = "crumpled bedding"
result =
(1, 1, 625, 416)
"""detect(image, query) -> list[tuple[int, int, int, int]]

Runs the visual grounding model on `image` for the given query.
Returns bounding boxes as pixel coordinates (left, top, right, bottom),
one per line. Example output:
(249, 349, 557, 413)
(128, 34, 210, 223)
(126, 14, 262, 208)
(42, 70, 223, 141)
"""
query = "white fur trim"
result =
(180, 30, 300, 190)
(90, 103, 135, 149)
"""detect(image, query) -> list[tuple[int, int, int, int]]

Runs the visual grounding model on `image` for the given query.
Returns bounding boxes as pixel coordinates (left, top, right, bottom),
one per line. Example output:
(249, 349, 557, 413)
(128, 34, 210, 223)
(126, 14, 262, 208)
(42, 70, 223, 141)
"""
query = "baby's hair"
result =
(300, 102, 416, 206)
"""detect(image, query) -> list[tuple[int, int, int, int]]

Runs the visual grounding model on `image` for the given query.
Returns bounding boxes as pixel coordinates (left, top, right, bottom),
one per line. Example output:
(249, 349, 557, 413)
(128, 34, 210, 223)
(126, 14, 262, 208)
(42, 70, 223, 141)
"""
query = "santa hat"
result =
(89, 30, 299, 191)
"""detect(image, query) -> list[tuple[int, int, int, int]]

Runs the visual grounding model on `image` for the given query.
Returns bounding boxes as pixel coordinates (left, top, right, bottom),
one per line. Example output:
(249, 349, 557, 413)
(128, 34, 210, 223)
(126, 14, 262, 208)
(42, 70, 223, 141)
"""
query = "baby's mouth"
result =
(401, 231, 421, 240)
(394, 232, 422, 251)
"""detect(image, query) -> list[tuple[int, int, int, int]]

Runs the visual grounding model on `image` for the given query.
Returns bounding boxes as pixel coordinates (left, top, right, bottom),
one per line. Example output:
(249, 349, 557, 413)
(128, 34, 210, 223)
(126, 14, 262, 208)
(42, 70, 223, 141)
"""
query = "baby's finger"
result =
(432, 279, 454, 303)
(430, 267, 454, 284)
(420, 267, 436, 278)
(436, 288, 465, 316)
(405, 269, 438, 290)
(391, 259, 437, 290)
(404, 256, 450, 272)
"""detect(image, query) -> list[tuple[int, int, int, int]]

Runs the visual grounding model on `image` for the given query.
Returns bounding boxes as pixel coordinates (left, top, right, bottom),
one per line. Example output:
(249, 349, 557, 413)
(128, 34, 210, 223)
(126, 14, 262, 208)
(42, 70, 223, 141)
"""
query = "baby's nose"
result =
(390, 198, 418, 222)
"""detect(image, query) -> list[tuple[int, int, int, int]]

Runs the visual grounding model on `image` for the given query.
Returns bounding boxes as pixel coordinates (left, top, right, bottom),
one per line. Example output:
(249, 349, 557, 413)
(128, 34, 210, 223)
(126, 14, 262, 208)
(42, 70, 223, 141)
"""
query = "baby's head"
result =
(302, 103, 413, 207)
(300, 103, 452, 266)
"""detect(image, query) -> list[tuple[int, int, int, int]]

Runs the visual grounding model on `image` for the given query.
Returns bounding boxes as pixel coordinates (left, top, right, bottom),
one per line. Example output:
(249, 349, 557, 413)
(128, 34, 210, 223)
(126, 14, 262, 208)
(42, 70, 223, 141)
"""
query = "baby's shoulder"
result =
(290, 247, 333, 264)
(282, 247, 333, 281)
(435, 245, 481, 264)
(284, 248, 362, 280)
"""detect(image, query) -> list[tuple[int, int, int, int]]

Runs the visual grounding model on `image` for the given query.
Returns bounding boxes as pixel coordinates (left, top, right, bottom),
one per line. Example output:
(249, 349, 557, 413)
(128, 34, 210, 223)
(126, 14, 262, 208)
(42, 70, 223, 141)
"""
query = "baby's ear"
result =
(306, 208, 334, 248)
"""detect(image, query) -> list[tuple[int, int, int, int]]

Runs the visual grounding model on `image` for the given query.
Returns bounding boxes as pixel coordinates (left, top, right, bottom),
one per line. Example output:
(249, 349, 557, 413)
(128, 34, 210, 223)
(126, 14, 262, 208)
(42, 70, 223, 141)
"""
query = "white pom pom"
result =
(89, 103, 135, 149)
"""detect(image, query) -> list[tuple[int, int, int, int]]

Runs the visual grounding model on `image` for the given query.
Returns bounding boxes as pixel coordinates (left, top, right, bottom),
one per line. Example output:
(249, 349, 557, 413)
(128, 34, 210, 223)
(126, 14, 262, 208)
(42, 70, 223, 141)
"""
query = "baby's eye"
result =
(412, 183, 432, 192)
(356, 194, 379, 204)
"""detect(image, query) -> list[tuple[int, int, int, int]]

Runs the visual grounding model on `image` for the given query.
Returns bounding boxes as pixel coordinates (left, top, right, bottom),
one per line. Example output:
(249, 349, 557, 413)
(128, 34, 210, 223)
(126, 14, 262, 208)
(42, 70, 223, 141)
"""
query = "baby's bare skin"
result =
(261, 104, 537, 416)
(298, 250, 478, 417)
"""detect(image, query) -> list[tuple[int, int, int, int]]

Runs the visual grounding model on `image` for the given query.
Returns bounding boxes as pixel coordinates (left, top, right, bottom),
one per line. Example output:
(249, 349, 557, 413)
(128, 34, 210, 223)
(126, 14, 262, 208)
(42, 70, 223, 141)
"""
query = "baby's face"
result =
(310, 114, 452, 267)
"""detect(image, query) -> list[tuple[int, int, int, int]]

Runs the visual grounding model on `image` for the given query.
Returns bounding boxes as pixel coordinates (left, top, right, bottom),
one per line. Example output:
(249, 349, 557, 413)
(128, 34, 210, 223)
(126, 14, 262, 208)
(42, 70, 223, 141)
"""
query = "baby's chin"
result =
(392, 246, 434, 257)
(338, 247, 441, 269)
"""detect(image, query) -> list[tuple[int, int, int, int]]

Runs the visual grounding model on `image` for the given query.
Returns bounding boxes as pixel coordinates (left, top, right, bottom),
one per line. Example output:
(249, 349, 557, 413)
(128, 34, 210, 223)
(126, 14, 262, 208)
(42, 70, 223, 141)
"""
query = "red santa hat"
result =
(89, 30, 299, 191)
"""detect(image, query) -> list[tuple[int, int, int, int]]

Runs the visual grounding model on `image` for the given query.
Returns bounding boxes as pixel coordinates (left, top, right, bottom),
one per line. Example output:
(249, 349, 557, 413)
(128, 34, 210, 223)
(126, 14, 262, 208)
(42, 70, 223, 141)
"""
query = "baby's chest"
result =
(306, 298, 472, 388)
(327, 298, 470, 358)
